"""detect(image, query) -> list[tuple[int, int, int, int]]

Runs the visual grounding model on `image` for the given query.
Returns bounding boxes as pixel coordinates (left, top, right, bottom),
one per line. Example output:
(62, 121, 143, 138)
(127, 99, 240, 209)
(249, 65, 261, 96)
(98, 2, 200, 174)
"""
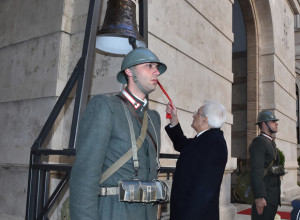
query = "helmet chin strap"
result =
(265, 121, 275, 134)
(129, 67, 150, 95)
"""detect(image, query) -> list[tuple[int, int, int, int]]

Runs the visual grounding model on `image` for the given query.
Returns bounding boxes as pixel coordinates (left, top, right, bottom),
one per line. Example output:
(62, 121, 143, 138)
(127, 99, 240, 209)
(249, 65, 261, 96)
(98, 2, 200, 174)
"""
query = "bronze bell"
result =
(96, 0, 146, 55)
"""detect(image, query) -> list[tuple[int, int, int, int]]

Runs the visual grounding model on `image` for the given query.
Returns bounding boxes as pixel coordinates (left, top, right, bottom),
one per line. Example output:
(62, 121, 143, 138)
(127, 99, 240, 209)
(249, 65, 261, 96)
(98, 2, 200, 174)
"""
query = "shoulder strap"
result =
(116, 95, 158, 151)
(99, 101, 148, 184)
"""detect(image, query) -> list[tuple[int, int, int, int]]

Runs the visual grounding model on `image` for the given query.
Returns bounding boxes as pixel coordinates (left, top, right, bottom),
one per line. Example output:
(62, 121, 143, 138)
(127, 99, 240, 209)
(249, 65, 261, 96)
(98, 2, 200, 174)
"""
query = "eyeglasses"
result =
(193, 110, 205, 117)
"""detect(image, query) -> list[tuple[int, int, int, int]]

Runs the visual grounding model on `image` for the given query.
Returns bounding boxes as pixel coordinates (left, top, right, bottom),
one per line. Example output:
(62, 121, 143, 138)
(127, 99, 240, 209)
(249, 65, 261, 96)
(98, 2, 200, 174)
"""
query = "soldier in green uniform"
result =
(250, 110, 281, 219)
(69, 47, 167, 220)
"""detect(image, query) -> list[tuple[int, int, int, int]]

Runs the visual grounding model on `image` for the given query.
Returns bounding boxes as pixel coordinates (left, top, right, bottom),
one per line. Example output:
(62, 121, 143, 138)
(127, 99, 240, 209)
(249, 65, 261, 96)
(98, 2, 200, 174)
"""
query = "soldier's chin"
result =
(146, 87, 155, 94)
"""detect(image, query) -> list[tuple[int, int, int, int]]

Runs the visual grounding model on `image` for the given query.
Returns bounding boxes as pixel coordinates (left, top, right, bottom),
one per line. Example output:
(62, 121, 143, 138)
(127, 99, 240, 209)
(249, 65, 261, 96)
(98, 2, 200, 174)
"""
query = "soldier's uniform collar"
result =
(260, 132, 273, 142)
(122, 88, 148, 112)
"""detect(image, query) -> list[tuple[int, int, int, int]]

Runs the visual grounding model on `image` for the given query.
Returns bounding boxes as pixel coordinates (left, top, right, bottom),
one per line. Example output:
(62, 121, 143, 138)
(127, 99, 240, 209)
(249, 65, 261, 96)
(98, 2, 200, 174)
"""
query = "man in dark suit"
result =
(165, 100, 228, 220)
(250, 110, 281, 219)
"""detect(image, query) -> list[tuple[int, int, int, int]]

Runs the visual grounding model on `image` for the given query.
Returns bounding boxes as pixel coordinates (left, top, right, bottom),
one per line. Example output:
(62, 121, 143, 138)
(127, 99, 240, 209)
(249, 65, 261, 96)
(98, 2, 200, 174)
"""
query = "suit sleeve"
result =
(69, 96, 114, 220)
(165, 123, 189, 152)
(250, 138, 267, 199)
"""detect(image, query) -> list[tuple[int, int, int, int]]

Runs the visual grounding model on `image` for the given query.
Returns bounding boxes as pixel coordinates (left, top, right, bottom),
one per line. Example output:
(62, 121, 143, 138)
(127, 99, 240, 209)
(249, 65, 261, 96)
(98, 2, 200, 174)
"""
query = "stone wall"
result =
(0, 0, 88, 218)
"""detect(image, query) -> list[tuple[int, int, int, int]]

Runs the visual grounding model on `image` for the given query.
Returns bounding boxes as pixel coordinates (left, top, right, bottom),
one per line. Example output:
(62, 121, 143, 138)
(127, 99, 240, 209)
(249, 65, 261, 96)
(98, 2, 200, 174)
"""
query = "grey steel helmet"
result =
(117, 47, 167, 84)
(255, 110, 279, 125)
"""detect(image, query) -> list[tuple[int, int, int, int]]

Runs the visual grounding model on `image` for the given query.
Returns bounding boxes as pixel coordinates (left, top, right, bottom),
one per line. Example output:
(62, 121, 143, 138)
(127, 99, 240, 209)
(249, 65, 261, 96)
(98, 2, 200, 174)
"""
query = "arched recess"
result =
(232, 0, 256, 165)
(238, 0, 275, 158)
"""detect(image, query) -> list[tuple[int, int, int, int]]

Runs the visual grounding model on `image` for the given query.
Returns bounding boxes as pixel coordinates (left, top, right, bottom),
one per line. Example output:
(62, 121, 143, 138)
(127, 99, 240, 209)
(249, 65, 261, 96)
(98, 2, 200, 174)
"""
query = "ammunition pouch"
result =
(118, 179, 170, 204)
(269, 165, 286, 176)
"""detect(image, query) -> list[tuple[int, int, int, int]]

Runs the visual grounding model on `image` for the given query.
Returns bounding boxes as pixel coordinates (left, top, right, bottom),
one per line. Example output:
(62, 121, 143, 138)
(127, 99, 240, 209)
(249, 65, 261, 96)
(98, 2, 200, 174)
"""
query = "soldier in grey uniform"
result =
(250, 110, 281, 220)
(69, 47, 167, 220)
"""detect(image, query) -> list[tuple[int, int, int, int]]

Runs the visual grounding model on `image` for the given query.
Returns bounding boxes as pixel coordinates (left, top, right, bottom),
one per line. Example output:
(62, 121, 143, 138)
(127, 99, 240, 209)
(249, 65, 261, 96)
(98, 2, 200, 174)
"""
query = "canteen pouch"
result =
(118, 180, 141, 202)
(118, 180, 170, 203)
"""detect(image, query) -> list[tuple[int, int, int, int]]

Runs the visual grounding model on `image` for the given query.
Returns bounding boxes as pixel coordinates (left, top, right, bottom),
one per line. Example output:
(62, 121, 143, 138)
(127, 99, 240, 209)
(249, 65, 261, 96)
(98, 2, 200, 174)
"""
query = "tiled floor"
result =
(234, 203, 293, 220)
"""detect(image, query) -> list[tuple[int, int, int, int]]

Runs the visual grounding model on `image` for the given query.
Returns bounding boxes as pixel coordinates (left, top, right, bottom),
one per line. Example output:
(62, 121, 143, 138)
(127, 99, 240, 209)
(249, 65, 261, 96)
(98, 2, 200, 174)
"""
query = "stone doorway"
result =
(231, 0, 259, 202)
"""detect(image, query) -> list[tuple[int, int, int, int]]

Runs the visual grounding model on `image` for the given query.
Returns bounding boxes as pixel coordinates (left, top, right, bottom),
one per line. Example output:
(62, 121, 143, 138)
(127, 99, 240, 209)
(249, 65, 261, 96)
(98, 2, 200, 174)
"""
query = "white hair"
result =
(202, 100, 226, 128)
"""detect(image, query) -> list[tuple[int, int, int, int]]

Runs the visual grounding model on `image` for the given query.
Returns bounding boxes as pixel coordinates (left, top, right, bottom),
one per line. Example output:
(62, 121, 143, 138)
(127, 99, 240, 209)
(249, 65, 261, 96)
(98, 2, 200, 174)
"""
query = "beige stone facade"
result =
(1, 0, 300, 219)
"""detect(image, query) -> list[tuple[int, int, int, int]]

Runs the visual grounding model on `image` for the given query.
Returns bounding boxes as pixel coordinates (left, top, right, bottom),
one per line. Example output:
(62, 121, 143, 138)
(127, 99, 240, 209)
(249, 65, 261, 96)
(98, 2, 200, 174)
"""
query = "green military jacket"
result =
(249, 134, 281, 206)
(69, 88, 161, 220)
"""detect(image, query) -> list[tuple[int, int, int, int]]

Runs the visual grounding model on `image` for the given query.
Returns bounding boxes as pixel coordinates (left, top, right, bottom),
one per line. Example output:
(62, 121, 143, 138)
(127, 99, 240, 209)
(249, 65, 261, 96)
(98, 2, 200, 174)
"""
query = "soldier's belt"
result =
(98, 186, 119, 196)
